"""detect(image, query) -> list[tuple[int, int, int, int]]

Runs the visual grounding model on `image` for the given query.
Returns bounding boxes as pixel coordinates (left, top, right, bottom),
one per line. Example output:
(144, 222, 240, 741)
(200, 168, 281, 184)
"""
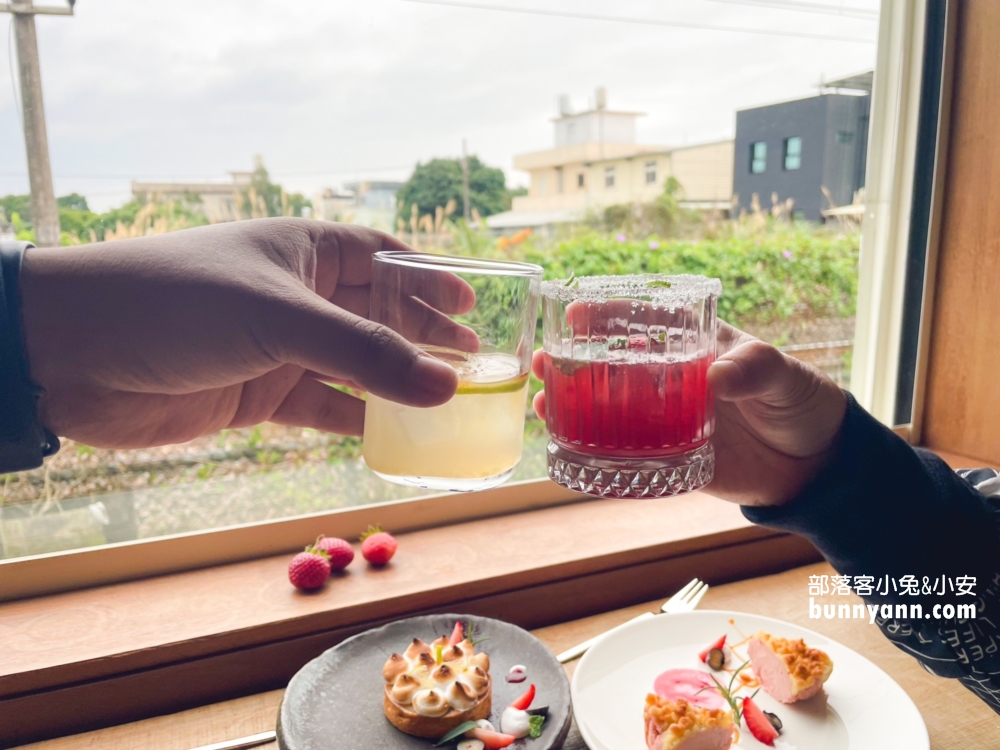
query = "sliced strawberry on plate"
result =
(698, 634, 727, 663)
(468, 727, 517, 749)
(742, 696, 780, 746)
(509, 683, 535, 710)
(449, 621, 465, 645)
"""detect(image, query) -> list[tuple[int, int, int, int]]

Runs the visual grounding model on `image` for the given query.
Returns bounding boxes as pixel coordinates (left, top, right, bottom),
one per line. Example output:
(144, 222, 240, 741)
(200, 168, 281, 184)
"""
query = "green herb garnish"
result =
(528, 714, 546, 738)
(646, 279, 672, 289)
(563, 270, 579, 288)
(696, 660, 751, 723)
(434, 720, 479, 746)
(466, 619, 490, 648)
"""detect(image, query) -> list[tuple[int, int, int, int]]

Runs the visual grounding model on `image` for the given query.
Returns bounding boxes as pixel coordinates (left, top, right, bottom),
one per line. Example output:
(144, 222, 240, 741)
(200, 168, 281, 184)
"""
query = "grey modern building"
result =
(733, 72, 872, 221)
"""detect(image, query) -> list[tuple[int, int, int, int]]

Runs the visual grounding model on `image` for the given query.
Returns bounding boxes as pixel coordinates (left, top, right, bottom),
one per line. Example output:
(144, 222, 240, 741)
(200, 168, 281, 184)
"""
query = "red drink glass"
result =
(541, 274, 720, 498)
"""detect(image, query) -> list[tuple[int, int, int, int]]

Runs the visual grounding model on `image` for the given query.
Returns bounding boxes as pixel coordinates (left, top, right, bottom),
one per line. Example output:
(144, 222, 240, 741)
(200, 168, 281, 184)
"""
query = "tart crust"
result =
(383, 688, 492, 739)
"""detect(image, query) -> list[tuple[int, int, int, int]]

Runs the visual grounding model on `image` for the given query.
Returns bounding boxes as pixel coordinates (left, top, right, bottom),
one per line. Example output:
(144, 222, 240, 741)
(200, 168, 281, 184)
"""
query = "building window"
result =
(750, 141, 767, 174)
(577, 173, 585, 188)
(556, 167, 564, 194)
(836, 130, 855, 144)
(605, 166, 615, 188)
(783, 136, 802, 170)
(645, 160, 657, 184)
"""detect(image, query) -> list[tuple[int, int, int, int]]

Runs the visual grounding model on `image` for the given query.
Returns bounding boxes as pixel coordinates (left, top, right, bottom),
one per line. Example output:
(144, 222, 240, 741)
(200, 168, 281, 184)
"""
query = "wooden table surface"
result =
(17, 562, 1000, 750)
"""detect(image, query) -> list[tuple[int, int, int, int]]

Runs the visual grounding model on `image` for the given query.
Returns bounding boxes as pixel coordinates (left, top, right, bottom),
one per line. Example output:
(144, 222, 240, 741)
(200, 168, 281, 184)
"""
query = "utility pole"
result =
(461, 138, 470, 222)
(2, 0, 74, 247)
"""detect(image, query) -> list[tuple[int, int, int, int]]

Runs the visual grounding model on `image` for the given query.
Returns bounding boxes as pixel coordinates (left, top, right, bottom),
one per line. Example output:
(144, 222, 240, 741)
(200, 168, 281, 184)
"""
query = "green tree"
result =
(239, 164, 311, 218)
(57, 193, 90, 211)
(396, 156, 512, 224)
(0, 194, 32, 226)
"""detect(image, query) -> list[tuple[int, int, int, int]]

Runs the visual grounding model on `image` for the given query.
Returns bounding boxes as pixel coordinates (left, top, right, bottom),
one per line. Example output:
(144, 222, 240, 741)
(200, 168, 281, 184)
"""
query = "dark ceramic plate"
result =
(277, 614, 572, 750)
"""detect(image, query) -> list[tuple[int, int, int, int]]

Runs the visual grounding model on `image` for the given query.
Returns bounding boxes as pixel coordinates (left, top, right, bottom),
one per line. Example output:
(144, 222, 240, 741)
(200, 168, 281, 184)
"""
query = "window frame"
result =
(644, 160, 657, 184)
(0, 0, 948, 599)
(604, 165, 615, 188)
(850, 0, 950, 429)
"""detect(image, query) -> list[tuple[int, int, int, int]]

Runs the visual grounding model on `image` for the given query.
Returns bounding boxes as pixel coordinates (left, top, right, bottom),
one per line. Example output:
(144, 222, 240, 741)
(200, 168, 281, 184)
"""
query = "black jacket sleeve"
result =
(742, 394, 1000, 712)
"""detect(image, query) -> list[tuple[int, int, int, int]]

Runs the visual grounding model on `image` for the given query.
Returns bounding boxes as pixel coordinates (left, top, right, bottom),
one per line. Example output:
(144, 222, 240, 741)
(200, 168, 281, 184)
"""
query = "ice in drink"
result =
(363, 350, 529, 490)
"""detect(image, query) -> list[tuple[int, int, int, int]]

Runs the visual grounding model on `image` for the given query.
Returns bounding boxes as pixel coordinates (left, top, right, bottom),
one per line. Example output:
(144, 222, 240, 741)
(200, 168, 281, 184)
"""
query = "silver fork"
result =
(189, 731, 276, 750)
(556, 577, 709, 664)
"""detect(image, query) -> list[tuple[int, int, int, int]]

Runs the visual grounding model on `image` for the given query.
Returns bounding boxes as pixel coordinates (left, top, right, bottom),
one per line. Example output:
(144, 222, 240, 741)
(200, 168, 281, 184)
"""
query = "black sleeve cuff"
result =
(741, 393, 1000, 586)
(0, 241, 59, 472)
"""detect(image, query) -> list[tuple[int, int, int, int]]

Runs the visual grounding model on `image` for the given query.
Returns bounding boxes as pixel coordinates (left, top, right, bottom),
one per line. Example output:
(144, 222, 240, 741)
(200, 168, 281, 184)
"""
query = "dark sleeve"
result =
(742, 394, 1000, 712)
(0, 241, 59, 472)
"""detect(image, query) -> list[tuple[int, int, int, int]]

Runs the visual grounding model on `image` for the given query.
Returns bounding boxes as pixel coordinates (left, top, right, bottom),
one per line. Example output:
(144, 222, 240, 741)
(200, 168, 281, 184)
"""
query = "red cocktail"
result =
(541, 275, 720, 498)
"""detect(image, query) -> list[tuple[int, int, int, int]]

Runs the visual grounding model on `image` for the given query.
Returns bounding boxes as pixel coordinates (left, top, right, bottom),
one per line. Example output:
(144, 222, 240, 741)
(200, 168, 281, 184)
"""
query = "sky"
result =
(1, 0, 880, 213)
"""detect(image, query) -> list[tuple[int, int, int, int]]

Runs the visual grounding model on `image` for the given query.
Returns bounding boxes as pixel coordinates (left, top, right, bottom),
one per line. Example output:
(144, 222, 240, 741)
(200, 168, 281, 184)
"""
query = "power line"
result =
(401, 0, 877, 43)
(703, 0, 879, 20)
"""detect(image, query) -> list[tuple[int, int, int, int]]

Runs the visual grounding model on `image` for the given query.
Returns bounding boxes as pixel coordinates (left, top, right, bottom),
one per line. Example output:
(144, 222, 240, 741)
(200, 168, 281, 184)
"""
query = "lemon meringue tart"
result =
(382, 634, 492, 738)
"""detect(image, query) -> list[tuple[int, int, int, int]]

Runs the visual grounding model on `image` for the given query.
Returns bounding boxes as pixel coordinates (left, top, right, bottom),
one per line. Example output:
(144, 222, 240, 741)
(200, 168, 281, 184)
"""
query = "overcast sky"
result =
(1, 0, 879, 213)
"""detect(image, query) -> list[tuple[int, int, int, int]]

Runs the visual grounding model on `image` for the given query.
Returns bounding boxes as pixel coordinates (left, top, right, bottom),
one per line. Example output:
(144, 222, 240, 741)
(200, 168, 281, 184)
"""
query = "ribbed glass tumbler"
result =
(541, 274, 720, 498)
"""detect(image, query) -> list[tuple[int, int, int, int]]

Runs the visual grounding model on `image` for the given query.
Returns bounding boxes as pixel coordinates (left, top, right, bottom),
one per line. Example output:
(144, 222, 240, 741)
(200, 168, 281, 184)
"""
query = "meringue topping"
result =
(412, 688, 451, 717)
(383, 653, 408, 682)
(446, 680, 479, 711)
(382, 636, 491, 717)
(391, 673, 420, 704)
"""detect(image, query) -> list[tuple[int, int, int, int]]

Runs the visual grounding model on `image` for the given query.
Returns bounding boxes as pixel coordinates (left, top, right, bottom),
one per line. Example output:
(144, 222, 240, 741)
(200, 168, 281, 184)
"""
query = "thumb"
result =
(278, 297, 458, 407)
(708, 340, 804, 404)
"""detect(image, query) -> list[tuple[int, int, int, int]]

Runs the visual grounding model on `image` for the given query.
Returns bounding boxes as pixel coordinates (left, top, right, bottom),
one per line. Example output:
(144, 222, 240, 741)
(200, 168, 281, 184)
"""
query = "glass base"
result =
(546, 442, 714, 498)
(367, 463, 519, 493)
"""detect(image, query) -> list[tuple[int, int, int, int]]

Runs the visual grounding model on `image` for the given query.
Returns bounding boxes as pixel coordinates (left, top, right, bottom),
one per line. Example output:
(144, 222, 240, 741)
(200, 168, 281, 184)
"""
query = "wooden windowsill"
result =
(0, 489, 821, 746)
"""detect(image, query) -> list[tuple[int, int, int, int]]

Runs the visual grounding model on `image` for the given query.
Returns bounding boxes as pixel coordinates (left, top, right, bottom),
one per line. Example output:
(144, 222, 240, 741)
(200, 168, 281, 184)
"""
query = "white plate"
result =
(571, 610, 928, 750)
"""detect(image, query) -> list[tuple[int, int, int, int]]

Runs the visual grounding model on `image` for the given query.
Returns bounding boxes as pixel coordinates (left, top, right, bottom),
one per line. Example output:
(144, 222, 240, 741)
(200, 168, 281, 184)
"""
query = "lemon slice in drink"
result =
(456, 372, 529, 395)
(426, 348, 526, 396)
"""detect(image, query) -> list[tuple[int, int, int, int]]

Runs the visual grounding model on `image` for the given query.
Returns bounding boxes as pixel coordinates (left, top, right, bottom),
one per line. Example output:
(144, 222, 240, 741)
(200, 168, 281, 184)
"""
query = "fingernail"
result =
(412, 355, 458, 402)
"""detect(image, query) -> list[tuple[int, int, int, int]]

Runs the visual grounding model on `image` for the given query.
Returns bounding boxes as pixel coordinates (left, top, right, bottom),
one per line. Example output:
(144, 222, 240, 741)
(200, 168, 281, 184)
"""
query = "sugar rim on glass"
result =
(374, 250, 542, 277)
(540, 273, 722, 306)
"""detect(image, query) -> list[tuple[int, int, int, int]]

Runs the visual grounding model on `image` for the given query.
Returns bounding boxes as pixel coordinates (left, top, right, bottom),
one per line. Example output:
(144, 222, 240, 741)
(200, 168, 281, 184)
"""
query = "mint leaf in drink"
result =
(646, 279, 672, 289)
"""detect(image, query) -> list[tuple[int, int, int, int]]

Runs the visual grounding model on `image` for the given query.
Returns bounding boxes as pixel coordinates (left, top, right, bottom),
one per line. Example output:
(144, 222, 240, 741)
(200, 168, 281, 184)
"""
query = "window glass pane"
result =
(0, 0, 880, 559)
(750, 141, 767, 173)
(784, 136, 802, 170)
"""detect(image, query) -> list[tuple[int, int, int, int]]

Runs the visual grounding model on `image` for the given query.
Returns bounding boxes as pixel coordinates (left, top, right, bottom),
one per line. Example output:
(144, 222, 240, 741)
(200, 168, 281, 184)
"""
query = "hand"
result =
(531, 322, 848, 506)
(20, 218, 474, 448)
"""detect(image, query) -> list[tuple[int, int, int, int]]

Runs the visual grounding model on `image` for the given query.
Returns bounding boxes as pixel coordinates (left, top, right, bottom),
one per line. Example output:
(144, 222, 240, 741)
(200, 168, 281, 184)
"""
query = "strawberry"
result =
(468, 728, 516, 749)
(314, 536, 354, 571)
(509, 683, 535, 710)
(360, 525, 397, 566)
(742, 696, 779, 746)
(288, 548, 330, 591)
(698, 634, 727, 662)
(449, 620, 465, 645)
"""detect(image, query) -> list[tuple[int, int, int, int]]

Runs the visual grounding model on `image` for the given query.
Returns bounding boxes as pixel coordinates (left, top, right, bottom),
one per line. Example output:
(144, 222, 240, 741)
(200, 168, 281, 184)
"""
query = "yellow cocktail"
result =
(363, 351, 529, 490)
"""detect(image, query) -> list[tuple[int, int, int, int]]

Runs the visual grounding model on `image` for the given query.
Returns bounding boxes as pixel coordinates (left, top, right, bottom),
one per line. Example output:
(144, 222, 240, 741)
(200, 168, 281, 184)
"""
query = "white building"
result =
(488, 88, 734, 231)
